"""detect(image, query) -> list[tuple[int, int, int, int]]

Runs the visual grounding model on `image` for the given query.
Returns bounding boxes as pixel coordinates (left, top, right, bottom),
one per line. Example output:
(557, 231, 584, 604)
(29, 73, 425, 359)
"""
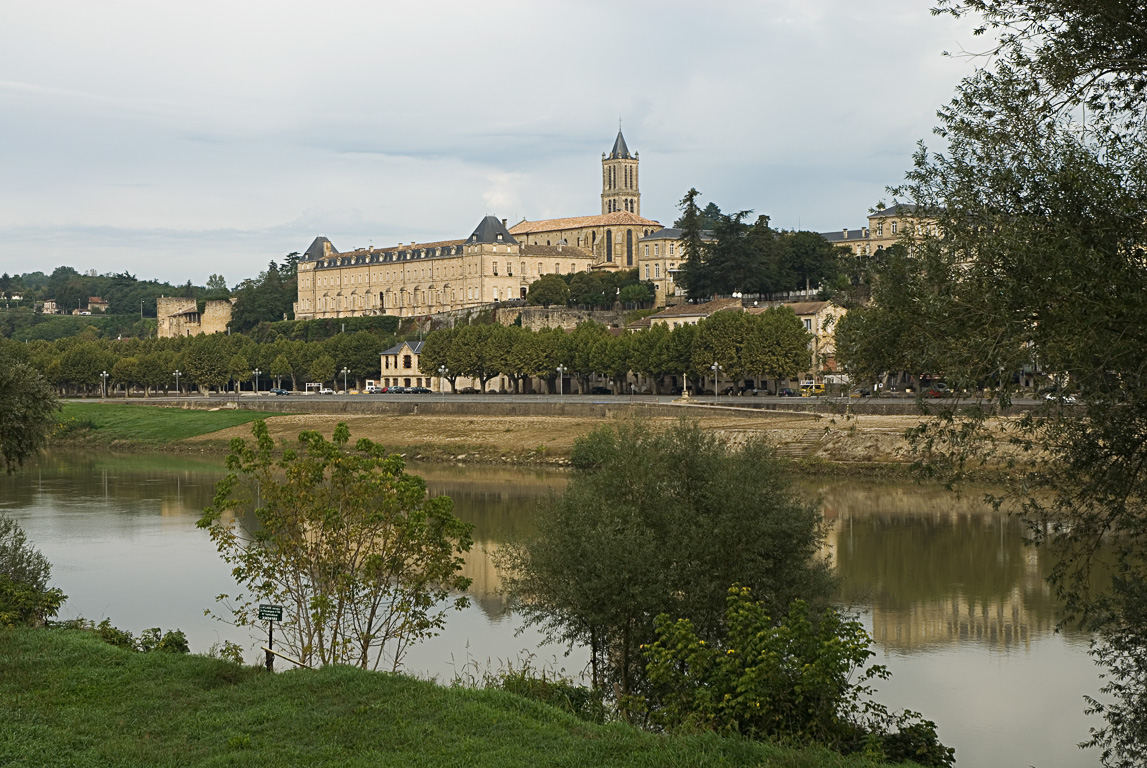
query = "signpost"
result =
(258, 604, 283, 671)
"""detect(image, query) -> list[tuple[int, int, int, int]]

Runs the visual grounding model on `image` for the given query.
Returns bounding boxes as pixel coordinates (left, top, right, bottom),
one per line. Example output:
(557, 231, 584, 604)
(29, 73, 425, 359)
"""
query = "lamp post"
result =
(173, 370, 181, 396)
(556, 365, 566, 397)
(711, 362, 722, 406)
(341, 366, 350, 394)
(438, 365, 448, 397)
(101, 370, 109, 398)
(252, 368, 262, 395)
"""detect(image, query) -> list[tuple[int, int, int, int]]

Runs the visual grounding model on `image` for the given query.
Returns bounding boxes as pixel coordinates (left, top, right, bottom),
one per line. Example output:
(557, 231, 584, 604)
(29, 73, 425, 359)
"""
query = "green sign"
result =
(258, 604, 283, 622)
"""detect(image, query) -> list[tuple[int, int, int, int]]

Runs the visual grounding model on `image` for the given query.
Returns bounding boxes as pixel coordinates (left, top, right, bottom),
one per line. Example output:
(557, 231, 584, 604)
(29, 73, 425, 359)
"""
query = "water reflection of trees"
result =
(818, 481, 1074, 651)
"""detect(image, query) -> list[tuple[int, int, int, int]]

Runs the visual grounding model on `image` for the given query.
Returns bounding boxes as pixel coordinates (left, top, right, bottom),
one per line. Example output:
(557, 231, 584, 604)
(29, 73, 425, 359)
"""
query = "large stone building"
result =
(820, 203, 927, 256)
(294, 130, 662, 320)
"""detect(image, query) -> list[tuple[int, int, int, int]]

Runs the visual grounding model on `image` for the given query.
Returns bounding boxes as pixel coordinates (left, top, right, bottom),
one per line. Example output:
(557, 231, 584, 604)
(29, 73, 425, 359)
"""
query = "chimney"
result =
(843, 228, 848, 239)
(501, 218, 507, 229)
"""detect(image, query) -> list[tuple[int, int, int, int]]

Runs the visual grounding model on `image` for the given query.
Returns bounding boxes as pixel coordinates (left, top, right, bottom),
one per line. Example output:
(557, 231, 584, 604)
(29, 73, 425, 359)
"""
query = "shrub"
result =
(642, 586, 953, 767)
(0, 514, 65, 626)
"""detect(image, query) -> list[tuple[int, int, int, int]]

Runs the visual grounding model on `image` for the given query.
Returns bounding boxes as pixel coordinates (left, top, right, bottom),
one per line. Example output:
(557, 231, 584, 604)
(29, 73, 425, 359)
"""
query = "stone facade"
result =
(156, 296, 235, 338)
(294, 219, 596, 320)
(294, 130, 661, 321)
(819, 204, 931, 257)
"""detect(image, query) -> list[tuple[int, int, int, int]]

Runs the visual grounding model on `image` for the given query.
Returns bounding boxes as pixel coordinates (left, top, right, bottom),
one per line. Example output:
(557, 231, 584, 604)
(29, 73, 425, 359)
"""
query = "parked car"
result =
(269, 387, 289, 396)
(777, 388, 798, 397)
(388, 386, 407, 394)
(318, 387, 335, 395)
(458, 387, 479, 394)
(409, 386, 431, 394)
(590, 386, 612, 395)
(1044, 391, 1078, 404)
(365, 385, 382, 394)
(800, 384, 825, 397)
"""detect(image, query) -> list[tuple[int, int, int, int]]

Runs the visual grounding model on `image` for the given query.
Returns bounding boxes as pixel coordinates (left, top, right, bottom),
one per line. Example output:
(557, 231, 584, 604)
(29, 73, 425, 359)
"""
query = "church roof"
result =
(467, 215, 518, 245)
(609, 130, 632, 159)
(304, 236, 336, 260)
(508, 211, 660, 235)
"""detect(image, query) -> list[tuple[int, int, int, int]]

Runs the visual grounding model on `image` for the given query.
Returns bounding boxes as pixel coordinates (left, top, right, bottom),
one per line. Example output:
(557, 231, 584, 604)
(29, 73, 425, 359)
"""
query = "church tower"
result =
(601, 129, 640, 216)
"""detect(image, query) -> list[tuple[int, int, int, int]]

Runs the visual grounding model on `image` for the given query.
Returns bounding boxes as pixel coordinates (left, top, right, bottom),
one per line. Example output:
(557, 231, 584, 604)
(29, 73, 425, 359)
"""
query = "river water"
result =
(0, 452, 1100, 768)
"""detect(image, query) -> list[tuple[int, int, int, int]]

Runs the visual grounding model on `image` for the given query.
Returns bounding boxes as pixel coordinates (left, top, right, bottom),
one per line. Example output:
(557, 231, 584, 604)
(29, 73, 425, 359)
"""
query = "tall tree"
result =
(0, 347, 58, 472)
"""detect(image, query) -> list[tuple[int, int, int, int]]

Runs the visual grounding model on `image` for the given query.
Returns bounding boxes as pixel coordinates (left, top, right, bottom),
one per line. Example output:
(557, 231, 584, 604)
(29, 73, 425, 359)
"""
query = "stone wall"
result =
(156, 296, 233, 338)
(418, 304, 629, 332)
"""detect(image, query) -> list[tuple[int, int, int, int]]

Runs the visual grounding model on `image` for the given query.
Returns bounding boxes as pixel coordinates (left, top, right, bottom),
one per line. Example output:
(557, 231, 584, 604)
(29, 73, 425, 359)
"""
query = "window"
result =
(655, 264, 660, 278)
(654, 244, 659, 257)
(555, 263, 561, 274)
(804, 319, 812, 331)
(891, 222, 898, 235)
(493, 261, 498, 275)
(669, 244, 675, 256)
(538, 262, 543, 274)
(645, 265, 650, 279)
(877, 223, 884, 236)
(521, 262, 526, 275)
(570, 263, 575, 274)
(507, 263, 512, 276)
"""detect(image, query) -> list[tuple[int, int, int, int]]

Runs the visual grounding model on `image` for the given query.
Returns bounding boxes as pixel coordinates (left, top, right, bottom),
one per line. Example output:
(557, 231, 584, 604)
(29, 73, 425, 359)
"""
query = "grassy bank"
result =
(53, 402, 284, 445)
(1, 627, 907, 768)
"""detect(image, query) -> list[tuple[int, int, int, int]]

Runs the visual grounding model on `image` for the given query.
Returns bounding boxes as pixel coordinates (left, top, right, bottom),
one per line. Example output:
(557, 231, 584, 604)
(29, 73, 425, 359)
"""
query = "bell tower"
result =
(601, 129, 640, 216)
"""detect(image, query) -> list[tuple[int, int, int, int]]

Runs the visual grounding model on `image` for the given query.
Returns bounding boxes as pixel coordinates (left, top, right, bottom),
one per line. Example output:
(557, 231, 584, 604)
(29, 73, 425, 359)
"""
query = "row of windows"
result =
(642, 243, 676, 258)
(643, 262, 677, 280)
(303, 259, 587, 290)
(605, 164, 636, 191)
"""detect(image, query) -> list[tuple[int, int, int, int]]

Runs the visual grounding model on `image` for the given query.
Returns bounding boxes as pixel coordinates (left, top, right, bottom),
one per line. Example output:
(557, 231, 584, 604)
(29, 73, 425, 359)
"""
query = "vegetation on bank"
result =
(52, 402, 280, 444)
(0, 627, 917, 768)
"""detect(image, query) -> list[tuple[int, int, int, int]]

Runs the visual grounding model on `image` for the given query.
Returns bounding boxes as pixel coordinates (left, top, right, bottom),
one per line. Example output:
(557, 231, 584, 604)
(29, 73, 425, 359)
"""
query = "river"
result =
(0, 451, 1100, 768)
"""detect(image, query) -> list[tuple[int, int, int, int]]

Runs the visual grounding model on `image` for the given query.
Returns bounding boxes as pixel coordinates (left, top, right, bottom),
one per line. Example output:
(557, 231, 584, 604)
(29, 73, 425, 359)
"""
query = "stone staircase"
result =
(775, 428, 824, 459)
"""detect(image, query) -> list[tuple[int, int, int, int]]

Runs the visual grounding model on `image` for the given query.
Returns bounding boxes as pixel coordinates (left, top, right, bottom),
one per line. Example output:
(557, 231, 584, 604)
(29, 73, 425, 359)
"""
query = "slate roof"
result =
(467, 215, 518, 245)
(381, 340, 424, 356)
(304, 236, 336, 260)
(869, 203, 918, 218)
(820, 228, 866, 243)
(609, 130, 632, 159)
(509, 211, 660, 235)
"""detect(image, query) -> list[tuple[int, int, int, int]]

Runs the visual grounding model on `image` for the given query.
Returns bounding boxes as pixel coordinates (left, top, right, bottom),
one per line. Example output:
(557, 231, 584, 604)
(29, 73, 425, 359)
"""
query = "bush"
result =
(493, 667, 606, 724)
(642, 586, 953, 767)
(0, 514, 65, 626)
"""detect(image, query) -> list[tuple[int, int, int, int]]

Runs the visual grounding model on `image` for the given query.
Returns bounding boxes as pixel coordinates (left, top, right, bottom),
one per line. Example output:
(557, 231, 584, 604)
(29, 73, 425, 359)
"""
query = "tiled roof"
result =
(747, 301, 831, 316)
(649, 297, 743, 319)
(509, 211, 661, 235)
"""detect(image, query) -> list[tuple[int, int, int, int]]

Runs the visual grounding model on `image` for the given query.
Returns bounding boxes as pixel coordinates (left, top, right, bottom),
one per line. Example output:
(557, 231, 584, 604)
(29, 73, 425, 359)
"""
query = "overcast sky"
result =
(0, 1, 983, 286)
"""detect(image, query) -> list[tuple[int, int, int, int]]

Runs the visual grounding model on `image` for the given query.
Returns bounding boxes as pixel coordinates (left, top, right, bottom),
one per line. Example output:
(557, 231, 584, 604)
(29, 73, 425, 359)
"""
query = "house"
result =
(88, 297, 109, 313)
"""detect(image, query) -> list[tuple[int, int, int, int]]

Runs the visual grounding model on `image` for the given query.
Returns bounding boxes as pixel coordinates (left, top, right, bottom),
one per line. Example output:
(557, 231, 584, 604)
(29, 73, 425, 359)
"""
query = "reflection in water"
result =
(0, 453, 1101, 768)
(816, 482, 1070, 652)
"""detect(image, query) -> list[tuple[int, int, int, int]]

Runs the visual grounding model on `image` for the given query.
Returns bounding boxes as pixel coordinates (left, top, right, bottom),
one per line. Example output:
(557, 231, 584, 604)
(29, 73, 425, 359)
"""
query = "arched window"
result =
(626, 229, 633, 266)
(606, 230, 613, 261)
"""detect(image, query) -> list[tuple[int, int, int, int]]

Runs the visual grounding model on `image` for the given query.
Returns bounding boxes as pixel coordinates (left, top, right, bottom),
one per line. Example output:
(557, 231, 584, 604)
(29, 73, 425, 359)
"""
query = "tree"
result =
(205, 274, 229, 294)
(0, 350, 58, 473)
(842, 4, 1147, 763)
(526, 274, 570, 306)
(0, 514, 66, 626)
(308, 353, 336, 386)
(269, 353, 292, 390)
(198, 421, 474, 671)
(499, 420, 833, 697)
(184, 336, 230, 393)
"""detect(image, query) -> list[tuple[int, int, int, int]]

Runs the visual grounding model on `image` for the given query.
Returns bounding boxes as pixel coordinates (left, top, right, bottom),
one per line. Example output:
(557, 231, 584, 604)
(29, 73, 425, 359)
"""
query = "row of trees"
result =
(676, 191, 845, 300)
(0, 327, 399, 396)
(525, 268, 653, 308)
(419, 308, 812, 395)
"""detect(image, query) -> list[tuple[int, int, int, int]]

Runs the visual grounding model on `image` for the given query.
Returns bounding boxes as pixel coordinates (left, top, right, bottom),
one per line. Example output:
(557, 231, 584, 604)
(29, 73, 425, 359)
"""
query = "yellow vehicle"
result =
(800, 384, 825, 397)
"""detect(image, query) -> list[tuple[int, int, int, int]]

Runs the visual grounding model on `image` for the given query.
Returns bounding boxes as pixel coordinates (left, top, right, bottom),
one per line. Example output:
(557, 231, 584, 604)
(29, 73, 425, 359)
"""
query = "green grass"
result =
(55, 402, 282, 444)
(0, 627, 906, 768)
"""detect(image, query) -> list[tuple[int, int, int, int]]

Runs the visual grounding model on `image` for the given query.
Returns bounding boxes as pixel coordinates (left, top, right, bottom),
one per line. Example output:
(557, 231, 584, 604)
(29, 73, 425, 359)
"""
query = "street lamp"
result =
(341, 366, 350, 393)
(711, 362, 722, 406)
(173, 370, 181, 396)
(438, 365, 448, 397)
(556, 365, 566, 397)
(101, 370, 109, 398)
(252, 368, 262, 395)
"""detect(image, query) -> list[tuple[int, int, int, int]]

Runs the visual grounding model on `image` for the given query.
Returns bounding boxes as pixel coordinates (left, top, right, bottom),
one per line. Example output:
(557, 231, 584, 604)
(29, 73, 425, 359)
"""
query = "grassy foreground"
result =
(55, 402, 282, 444)
(0, 628, 907, 768)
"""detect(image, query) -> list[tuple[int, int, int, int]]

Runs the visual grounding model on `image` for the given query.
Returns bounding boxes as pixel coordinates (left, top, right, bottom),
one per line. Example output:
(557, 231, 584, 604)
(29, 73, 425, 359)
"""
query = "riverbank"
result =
(0, 626, 910, 768)
(50, 400, 1017, 474)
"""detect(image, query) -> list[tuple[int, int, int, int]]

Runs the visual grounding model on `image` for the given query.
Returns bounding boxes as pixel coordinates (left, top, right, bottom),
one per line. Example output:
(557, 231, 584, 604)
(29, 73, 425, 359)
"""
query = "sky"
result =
(0, 1, 984, 287)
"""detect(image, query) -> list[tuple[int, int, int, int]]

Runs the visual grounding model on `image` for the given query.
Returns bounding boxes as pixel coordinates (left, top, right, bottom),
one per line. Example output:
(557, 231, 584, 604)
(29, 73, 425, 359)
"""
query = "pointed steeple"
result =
(609, 129, 631, 160)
